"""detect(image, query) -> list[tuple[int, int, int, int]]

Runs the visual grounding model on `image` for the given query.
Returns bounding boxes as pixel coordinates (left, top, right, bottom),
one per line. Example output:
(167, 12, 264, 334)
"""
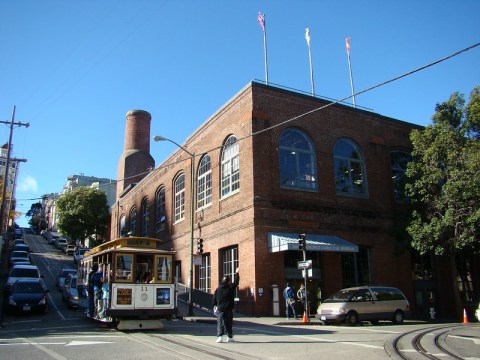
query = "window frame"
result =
(279, 128, 318, 191)
(155, 187, 166, 232)
(174, 173, 186, 223)
(334, 138, 368, 197)
(221, 135, 240, 198)
(197, 155, 212, 210)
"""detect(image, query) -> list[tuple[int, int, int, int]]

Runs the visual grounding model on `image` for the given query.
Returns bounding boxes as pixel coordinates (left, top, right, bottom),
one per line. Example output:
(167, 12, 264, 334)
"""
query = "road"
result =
(0, 232, 479, 360)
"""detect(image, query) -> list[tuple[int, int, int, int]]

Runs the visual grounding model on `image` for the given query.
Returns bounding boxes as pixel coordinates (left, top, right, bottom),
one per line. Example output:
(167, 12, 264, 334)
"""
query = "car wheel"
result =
(345, 311, 359, 326)
(392, 310, 404, 324)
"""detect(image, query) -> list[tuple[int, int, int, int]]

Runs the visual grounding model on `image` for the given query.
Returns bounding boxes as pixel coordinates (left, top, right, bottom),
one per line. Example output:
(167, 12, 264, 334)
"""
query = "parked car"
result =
(62, 274, 79, 308)
(14, 228, 23, 239)
(4, 264, 44, 296)
(64, 244, 75, 255)
(12, 243, 31, 254)
(12, 239, 26, 246)
(56, 268, 77, 290)
(54, 238, 68, 250)
(316, 286, 410, 325)
(9, 250, 30, 267)
(6, 278, 49, 314)
(73, 247, 90, 264)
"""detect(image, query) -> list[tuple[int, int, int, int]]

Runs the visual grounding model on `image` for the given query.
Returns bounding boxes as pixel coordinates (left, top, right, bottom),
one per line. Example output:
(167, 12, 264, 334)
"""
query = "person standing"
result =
(283, 283, 297, 319)
(87, 263, 98, 317)
(213, 268, 239, 343)
(297, 284, 306, 314)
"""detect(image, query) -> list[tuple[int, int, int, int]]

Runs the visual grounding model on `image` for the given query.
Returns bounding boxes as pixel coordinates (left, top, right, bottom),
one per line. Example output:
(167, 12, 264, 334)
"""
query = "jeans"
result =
(216, 309, 234, 338)
(285, 300, 296, 319)
(88, 289, 94, 317)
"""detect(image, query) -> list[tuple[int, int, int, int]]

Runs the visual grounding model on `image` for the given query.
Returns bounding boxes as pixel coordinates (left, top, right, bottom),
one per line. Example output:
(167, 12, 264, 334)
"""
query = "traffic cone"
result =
(302, 311, 309, 323)
(462, 308, 468, 323)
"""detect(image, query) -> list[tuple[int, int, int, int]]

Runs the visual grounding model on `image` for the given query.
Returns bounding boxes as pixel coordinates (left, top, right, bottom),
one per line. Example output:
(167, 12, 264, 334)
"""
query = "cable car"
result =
(78, 236, 177, 330)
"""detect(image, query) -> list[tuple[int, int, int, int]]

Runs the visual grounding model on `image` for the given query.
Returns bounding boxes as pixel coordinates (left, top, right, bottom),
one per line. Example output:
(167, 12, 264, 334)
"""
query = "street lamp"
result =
(153, 135, 195, 316)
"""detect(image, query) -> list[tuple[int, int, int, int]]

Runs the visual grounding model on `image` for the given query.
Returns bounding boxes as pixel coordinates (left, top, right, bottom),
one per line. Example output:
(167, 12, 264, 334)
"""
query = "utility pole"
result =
(0, 106, 30, 234)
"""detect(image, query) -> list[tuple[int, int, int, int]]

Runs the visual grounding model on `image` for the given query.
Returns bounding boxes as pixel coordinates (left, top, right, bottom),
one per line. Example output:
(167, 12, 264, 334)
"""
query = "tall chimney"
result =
(117, 110, 154, 199)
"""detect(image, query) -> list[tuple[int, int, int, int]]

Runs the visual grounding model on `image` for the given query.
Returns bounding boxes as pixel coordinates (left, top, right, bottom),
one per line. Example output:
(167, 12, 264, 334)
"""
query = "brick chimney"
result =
(117, 110, 154, 198)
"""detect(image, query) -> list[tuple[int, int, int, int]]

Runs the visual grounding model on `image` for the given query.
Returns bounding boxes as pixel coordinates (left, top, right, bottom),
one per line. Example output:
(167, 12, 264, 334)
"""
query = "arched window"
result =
(334, 139, 367, 196)
(390, 150, 410, 201)
(279, 128, 318, 190)
(141, 198, 149, 237)
(120, 215, 126, 237)
(155, 187, 166, 232)
(174, 173, 186, 223)
(130, 207, 137, 235)
(197, 155, 212, 209)
(221, 135, 240, 198)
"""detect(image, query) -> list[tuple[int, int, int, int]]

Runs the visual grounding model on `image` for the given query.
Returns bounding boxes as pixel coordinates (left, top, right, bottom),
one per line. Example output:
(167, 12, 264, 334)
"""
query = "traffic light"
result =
(298, 233, 306, 251)
(197, 238, 204, 254)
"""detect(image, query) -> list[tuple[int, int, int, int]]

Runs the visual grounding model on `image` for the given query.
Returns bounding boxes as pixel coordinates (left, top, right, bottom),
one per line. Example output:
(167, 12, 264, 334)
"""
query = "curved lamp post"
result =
(153, 135, 195, 316)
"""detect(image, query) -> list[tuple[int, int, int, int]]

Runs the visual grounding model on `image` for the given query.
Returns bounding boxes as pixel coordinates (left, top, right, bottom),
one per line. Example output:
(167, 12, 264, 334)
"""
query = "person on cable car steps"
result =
(93, 265, 104, 317)
(87, 263, 98, 317)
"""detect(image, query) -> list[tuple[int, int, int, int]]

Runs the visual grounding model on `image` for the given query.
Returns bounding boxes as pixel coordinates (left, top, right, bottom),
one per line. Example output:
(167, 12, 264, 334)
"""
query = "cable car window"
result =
(115, 254, 133, 281)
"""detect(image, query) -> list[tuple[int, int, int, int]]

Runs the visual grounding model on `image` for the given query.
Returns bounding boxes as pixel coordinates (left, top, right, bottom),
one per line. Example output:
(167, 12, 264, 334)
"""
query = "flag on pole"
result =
(305, 27, 311, 46)
(258, 12, 265, 32)
(345, 37, 356, 107)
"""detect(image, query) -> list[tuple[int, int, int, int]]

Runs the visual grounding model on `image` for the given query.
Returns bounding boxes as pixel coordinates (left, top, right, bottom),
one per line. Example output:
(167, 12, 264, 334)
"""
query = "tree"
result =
(405, 87, 480, 318)
(405, 87, 480, 255)
(26, 202, 45, 230)
(56, 187, 110, 247)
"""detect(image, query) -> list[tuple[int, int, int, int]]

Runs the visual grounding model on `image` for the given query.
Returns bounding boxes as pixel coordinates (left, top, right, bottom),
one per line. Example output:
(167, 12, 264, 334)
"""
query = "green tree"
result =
(405, 87, 480, 255)
(405, 87, 480, 318)
(56, 187, 110, 247)
(26, 202, 45, 230)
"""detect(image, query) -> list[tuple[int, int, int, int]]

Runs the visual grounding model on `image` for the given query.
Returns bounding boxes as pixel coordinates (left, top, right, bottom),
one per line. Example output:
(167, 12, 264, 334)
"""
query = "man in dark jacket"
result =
(213, 268, 239, 343)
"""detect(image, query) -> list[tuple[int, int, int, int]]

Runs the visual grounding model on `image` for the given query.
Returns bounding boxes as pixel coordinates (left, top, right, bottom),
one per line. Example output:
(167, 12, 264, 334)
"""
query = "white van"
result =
(316, 286, 410, 325)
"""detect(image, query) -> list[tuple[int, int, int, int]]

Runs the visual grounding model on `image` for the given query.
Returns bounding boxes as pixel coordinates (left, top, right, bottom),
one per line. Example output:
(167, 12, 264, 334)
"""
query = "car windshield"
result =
(11, 251, 28, 257)
(10, 268, 39, 277)
(13, 282, 44, 293)
(324, 289, 358, 302)
(61, 270, 76, 277)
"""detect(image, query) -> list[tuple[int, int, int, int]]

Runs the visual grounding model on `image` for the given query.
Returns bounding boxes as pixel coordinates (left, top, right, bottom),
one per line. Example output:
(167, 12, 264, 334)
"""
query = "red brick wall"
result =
(113, 82, 421, 316)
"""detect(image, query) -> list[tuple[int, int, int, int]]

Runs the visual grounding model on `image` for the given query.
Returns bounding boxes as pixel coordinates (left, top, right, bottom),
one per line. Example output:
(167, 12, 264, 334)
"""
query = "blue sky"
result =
(1, 1, 479, 227)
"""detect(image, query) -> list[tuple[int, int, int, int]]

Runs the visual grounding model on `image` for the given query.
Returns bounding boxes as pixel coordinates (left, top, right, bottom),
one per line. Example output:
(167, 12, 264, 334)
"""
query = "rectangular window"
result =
(174, 176, 185, 222)
(221, 247, 238, 283)
(155, 255, 173, 283)
(115, 254, 133, 282)
(341, 246, 371, 288)
(198, 254, 211, 292)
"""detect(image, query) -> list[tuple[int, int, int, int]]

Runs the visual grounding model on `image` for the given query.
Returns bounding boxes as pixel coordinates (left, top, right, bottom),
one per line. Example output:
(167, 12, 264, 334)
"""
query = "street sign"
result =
(193, 254, 202, 265)
(297, 260, 312, 269)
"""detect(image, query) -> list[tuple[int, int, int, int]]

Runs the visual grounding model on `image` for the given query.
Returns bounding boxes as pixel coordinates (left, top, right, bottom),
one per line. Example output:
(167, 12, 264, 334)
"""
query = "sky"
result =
(0, 0, 479, 227)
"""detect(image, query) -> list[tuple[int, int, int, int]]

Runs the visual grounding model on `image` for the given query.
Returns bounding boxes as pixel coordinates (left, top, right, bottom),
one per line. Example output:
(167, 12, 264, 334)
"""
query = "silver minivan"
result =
(316, 286, 410, 325)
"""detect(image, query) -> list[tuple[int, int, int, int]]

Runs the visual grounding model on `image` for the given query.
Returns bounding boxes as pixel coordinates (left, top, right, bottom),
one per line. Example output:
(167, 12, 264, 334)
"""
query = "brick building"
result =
(111, 81, 458, 318)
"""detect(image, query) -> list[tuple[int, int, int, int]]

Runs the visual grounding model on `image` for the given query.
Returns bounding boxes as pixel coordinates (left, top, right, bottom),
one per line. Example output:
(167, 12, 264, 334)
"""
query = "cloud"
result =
(18, 175, 38, 193)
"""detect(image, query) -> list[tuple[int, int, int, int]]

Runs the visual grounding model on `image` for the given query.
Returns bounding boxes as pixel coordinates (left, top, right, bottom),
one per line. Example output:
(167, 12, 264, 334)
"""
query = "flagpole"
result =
(305, 28, 315, 96)
(346, 37, 356, 108)
(263, 15, 269, 84)
(258, 12, 268, 84)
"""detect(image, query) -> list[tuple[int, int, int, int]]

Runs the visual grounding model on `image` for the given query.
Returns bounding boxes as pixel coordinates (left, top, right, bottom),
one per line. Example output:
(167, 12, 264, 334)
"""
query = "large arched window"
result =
(130, 207, 137, 235)
(221, 135, 240, 198)
(141, 198, 149, 237)
(279, 128, 318, 190)
(334, 139, 367, 196)
(174, 173, 186, 223)
(155, 187, 166, 232)
(197, 155, 212, 209)
(390, 150, 410, 201)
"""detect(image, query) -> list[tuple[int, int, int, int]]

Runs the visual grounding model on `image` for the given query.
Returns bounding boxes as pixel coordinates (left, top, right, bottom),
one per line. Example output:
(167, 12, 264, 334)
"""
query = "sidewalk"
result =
(177, 300, 322, 327)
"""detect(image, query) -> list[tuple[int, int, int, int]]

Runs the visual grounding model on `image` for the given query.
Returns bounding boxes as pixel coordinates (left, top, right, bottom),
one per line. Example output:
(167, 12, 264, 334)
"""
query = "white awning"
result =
(268, 232, 358, 253)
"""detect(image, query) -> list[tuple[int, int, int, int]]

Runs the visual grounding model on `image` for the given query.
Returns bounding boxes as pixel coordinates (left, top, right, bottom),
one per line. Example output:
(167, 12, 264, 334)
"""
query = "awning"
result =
(268, 232, 358, 253)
